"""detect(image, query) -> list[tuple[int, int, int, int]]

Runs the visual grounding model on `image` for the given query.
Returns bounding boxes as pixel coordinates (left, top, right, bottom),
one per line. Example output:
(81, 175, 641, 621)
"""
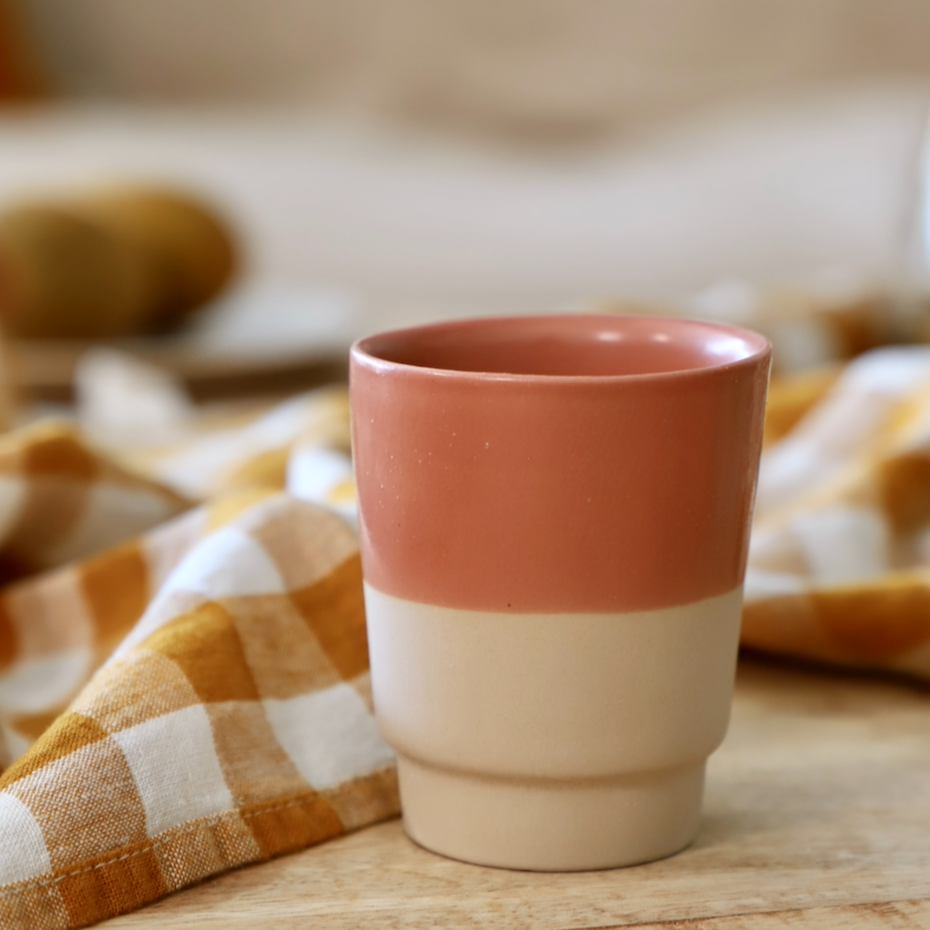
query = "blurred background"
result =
(3, 0, 930, 411)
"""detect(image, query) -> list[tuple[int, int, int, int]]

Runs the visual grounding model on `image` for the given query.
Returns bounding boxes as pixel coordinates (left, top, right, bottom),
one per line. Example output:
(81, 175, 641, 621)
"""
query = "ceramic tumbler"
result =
(350, 315, 771, 871)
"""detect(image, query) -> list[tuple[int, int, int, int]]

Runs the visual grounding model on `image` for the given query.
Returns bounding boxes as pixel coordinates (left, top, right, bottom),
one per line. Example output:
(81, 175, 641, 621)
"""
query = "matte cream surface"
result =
(364, 583, 744, 870)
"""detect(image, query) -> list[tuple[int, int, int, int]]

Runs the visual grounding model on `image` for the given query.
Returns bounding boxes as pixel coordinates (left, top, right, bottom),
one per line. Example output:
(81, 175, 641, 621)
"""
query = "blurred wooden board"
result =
(9, 339, 348, 404)
(103, 658, 930, 929)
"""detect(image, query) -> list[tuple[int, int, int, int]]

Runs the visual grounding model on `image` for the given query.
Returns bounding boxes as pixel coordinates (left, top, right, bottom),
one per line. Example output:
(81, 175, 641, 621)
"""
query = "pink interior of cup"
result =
(357, 315, 768, 378)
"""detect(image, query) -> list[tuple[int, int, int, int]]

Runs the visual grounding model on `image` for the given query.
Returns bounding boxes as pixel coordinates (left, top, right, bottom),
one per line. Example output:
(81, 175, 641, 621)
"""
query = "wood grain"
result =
(104, 659, 930, 929)
(629, 900, 930, 928)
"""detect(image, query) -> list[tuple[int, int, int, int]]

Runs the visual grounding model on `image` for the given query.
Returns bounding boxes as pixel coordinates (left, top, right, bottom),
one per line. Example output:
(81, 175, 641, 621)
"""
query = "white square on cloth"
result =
(263, 683, 394, 791)
(112, 704, 234, 836)
(161, 526, 286, 599)
(0, 793, 51, 885)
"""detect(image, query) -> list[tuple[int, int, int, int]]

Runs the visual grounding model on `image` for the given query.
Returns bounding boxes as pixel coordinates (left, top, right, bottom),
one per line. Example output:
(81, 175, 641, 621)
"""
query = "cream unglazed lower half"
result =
(364, 583, 744, 871)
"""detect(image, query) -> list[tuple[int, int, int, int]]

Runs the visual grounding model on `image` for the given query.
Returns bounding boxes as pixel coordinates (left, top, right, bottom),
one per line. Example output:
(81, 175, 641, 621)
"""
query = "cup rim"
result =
(351, 314, 771, 384)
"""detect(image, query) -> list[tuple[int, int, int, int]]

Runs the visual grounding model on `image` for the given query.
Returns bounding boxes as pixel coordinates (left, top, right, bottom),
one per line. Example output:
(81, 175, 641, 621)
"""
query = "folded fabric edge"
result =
(0, 767, 399, 930)
(741, 569, 930, 676)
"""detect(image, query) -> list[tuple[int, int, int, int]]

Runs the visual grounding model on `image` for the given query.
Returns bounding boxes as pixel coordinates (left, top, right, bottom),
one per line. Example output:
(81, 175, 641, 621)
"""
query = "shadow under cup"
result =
(350, 315, 771, 871)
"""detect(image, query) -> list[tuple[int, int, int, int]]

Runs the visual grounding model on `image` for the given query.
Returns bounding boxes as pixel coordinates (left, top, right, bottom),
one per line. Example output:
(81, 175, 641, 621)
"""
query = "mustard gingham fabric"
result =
(0, 421, 189, 583)
(0, 493, 396, 929)
(0, 388, 394, 930)
(0, 506, 206, 771)
(745, 346, 930, 676)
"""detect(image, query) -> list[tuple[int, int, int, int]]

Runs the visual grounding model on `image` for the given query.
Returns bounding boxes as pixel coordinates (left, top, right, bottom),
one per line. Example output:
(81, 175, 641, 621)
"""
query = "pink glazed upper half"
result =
(350, 315, 771, 613)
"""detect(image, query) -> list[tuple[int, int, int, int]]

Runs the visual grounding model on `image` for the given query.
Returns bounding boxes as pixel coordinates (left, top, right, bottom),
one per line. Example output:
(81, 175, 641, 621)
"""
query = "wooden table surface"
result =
(105, 658, 930, 929)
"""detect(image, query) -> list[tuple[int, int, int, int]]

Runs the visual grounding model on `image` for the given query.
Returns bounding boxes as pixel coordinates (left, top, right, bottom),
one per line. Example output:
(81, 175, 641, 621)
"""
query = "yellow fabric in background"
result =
(745, 347, 930, 676)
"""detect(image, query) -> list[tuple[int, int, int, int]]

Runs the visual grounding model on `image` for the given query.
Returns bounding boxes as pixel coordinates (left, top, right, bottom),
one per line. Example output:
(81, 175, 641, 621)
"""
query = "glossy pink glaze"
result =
(350, 315, 770, 613)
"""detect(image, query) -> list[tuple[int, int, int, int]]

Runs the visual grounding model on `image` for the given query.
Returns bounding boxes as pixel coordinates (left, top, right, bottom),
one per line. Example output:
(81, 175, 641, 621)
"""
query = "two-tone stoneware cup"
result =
(350, 315, 771, 871)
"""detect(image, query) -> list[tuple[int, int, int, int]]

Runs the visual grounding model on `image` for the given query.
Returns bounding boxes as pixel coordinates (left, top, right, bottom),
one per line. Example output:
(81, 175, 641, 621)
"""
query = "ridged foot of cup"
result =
(398, 755, 705, 871)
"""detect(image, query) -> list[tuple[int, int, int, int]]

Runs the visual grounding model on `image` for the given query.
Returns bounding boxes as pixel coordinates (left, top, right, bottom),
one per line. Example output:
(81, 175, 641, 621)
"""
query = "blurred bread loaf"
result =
(0, 204, 154, 338)
(0, 187, 238, 339)
(79, 189, 238, 332)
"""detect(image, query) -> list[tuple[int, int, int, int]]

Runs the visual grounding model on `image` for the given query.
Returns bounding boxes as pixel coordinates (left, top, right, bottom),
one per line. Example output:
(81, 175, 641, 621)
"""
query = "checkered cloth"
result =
(745, 346, 930, 676)
(0, 421, 189, 584)
(0, 389, 395, 930)
(4, 356, 930, 929)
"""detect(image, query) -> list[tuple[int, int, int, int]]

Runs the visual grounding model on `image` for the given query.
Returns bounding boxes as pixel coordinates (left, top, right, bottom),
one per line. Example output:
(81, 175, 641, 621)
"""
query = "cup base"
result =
(398, 755, 705, 871)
